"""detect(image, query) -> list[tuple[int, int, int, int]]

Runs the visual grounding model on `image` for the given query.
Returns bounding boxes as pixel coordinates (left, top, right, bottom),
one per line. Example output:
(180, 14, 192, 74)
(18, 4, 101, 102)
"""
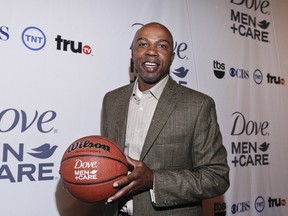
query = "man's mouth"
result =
(143, 62, 160, 71)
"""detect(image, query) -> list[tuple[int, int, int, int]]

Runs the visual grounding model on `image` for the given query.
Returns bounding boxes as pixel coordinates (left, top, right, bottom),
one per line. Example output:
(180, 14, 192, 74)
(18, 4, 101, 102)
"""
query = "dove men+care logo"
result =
(0, 108, 58, 183)
(230, 111, 271, 167)
(230, 0, 271, 43)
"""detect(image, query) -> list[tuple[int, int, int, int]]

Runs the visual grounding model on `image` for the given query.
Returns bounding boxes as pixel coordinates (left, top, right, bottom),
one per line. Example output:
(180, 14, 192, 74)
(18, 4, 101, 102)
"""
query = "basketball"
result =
(59, 135, 128, 203)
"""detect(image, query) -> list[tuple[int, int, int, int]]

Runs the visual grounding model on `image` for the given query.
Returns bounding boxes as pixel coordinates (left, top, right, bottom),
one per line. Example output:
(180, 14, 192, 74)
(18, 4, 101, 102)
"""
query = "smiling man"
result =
(101, 22, 230, 216)
(131, 23, 175, 91)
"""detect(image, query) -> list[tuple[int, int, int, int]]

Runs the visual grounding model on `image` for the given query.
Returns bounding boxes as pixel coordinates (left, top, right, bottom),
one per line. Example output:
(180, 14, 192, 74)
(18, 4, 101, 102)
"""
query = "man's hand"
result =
(106, 155, 154, 203)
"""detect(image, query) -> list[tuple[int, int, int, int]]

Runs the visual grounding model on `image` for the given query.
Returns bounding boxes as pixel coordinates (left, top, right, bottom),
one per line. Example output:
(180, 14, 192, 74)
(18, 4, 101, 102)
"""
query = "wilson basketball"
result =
(59, 135, 128, 203)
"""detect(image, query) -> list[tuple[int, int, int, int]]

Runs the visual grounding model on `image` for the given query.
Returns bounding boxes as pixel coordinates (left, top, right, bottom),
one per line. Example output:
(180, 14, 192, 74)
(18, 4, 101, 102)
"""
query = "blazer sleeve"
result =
(153, 96, 230, 207)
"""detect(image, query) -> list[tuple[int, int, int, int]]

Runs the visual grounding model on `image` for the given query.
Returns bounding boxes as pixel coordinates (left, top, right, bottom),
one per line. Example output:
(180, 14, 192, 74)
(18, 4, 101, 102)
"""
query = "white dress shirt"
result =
(122, 75, 169, 215)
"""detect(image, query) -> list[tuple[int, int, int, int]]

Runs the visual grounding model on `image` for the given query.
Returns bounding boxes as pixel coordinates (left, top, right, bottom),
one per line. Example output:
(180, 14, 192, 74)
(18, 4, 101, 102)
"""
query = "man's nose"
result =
(145, 45, 158, 57)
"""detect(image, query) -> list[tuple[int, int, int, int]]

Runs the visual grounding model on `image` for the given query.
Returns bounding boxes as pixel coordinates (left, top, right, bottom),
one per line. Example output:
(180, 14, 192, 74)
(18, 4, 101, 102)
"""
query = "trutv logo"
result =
(0, 108, 58, 183)
(55, 35, 92, 55)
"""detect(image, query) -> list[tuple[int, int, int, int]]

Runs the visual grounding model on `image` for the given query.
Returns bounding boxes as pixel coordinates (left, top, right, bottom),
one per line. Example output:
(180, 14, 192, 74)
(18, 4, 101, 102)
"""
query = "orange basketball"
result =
(59, 135, 128, 203)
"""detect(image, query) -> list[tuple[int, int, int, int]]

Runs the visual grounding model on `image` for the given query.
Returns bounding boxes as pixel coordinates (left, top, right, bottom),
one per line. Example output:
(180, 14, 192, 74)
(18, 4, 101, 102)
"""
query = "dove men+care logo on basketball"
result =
(73, 159, 98, 181)
(230, 0, 271, 43)
(0, 108, 58, 183)
(65, 139, 111, 181)
(230, 111, 271, 167)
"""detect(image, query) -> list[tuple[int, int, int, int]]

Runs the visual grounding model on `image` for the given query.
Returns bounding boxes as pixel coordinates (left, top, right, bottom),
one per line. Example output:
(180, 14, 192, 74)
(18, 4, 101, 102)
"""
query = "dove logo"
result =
(0, 143, 57, 182)
(172, 67, 189, 79)
(74, 159, 98, 180)
(172, 66, 190, 85)
(173, 41, 188, 60)
(0, 108, 57, 133)
(230, 0, 270, 15)
(231, 112, 269, 136)
(74, 159, 97, 169)
(172, 41, 189, 85)
(230, 112, 271, 167)
(28, 143, 58, 159)
(257, 20, 270, 29)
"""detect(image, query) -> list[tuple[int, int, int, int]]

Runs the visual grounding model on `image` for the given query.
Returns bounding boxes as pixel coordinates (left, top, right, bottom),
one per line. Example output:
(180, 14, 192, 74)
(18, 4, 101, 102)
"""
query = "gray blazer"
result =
(101, 77, 229, 216)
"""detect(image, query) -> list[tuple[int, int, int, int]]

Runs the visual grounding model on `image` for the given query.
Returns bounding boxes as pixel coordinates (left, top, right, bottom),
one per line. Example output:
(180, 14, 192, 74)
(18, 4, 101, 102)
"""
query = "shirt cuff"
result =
(149, 173, 156, 203)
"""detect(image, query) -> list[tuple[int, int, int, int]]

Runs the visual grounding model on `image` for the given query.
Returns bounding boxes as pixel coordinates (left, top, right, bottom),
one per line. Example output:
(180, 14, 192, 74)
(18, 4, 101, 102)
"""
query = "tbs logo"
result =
(213, 60, 225, 79)
(214, 202, 226, 216)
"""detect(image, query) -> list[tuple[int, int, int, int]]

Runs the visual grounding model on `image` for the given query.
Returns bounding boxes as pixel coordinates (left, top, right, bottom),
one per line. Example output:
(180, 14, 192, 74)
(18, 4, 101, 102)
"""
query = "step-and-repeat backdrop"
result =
(1, 0, 287, 215)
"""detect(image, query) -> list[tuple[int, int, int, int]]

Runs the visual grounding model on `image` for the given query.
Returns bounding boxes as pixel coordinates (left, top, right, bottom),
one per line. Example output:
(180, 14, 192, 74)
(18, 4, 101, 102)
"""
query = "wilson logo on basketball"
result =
(67, 140, 111, 153)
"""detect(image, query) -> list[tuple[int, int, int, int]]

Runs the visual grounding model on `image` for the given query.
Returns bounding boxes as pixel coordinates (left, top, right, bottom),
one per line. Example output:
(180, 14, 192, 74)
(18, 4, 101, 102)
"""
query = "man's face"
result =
(132, 24, 175, 91)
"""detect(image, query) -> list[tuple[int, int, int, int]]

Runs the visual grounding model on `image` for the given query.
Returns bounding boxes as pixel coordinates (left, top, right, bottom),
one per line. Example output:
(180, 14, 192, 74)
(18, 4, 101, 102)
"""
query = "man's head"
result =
(131, 22, 175, 91)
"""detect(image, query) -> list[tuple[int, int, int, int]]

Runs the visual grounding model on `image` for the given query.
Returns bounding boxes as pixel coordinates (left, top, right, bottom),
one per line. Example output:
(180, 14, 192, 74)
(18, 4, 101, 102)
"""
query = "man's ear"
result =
(171, 52, 175, 63)
(131, 50, 134, 62)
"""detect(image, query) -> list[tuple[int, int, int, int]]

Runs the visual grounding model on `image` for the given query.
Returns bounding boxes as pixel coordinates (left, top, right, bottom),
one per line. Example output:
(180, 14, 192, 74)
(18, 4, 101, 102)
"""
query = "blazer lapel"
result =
(140, 78, 179, 160)
(114, 84, 134, 149)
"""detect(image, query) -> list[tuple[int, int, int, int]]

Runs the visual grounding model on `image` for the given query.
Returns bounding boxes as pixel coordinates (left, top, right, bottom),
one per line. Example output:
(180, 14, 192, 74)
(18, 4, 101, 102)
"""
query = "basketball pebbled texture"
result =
(59, 135, 128, 203)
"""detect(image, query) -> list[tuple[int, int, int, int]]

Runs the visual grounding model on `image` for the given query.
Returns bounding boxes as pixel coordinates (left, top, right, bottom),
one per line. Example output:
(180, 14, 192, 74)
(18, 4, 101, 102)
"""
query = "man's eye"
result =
(139, 43, 148, 47)
(158, 44, 167, 49)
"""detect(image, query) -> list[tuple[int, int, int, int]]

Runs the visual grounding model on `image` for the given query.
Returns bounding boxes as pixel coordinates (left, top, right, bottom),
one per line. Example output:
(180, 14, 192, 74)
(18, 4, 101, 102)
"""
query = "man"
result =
(101, 22, 229, 216)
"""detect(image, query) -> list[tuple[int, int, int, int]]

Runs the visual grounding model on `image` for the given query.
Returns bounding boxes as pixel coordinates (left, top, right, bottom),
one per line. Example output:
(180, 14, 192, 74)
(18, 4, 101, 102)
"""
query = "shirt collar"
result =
(132, 75, 169, 100)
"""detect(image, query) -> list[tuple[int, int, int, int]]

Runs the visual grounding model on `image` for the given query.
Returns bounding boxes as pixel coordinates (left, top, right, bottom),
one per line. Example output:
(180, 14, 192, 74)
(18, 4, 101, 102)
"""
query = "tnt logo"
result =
(254, 196, 265, 212)
(55, 35, 92, 55)
(22, 26, 46, 51)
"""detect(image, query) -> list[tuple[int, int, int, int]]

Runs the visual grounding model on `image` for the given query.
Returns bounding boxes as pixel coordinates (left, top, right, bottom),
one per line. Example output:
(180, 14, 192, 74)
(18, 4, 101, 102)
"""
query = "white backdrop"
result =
(1, 0, 288, 215)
